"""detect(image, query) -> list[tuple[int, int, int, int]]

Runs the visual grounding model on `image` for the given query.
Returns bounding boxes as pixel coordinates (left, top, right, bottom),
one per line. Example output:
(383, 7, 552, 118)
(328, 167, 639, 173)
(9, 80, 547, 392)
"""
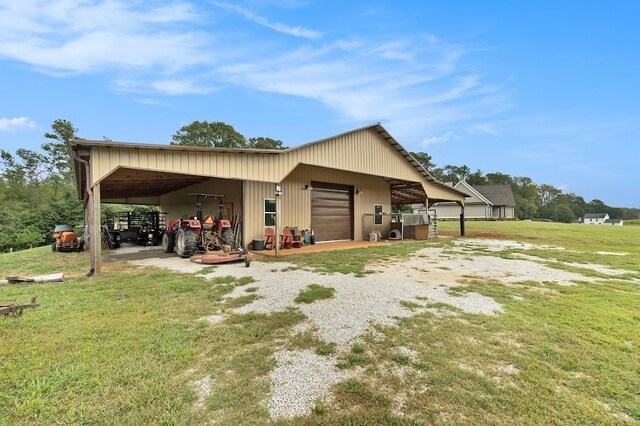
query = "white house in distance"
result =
(413, 181, 516, 220)
(584, 213, 609, 224)
(604, 218, 624, 226)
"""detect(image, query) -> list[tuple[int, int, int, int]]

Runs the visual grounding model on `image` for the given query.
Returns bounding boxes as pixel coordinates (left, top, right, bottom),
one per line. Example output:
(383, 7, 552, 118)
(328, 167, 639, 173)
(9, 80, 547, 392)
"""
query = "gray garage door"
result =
(311, 182, 353, 242)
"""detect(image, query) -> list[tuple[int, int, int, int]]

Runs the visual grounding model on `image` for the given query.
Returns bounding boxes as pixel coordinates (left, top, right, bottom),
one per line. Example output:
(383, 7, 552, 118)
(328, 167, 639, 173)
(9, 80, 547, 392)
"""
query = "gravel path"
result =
(267, 350, 347, 419)
(453, 238, 566, 252)
(125, 237, 634, 419)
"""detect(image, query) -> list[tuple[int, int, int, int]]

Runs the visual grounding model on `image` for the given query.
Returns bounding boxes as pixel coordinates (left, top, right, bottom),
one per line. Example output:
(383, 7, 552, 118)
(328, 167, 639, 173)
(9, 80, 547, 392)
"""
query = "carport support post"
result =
(275, 187, 281, 257)
(457, 201, 465, 237)
(91, 182, 102, 274)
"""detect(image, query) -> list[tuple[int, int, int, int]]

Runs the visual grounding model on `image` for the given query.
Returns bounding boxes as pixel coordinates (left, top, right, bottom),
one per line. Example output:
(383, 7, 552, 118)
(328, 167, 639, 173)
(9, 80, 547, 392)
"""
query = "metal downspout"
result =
(72, 149, 95, 276)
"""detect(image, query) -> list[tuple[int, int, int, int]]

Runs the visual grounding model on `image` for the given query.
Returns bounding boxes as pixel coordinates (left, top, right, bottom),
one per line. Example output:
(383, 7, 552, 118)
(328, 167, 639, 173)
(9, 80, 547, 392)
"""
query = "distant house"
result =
(413, 181, 516, 220)
(604, 218, 624, 226)
(584, 213, 609, 224)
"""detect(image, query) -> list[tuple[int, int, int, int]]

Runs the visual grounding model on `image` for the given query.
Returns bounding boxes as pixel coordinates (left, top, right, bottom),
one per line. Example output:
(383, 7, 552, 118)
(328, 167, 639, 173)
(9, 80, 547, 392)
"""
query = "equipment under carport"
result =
(190, 251, 251, 267)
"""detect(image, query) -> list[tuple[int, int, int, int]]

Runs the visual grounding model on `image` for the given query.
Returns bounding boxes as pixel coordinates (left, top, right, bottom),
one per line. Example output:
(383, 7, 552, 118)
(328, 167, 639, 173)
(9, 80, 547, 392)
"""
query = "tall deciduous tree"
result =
(247, 137, 287, 149)
(171, 121, 247, 148)
(442, 164, 471, 183)
(410, 152, 436, 170)
(0, 119, 83, 251)
(42, 119, 78, 179)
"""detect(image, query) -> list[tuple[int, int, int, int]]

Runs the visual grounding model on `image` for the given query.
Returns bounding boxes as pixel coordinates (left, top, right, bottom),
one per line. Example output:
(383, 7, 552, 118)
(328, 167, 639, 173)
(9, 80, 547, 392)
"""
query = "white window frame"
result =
(264, 198, 276, 229)
(374, 204, 383, 225)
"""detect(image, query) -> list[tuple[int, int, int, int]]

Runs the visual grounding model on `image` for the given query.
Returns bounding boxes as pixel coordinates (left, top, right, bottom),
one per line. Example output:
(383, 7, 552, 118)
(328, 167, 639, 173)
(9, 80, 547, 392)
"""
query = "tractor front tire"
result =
(221, 228, 235, 246)
(52, 242, 57, 252)
(162, 232, 175, 253)
(176, 228, 197, 258)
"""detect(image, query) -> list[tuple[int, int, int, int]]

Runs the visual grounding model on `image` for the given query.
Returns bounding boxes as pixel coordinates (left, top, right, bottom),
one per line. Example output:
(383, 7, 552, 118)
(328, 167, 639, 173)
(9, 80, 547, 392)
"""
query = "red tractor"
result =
(162, 194, 237, 258)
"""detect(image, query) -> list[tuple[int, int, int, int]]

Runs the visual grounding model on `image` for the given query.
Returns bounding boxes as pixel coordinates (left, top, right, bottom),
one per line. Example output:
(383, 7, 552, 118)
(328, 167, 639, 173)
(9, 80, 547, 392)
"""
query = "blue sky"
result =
(0, 1, 638, 206)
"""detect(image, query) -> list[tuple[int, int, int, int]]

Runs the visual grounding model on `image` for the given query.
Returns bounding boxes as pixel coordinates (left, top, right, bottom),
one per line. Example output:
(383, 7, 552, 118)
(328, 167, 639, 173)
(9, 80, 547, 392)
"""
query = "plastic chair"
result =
(264, 228, 275, 250)
(280, 227, 293, 249)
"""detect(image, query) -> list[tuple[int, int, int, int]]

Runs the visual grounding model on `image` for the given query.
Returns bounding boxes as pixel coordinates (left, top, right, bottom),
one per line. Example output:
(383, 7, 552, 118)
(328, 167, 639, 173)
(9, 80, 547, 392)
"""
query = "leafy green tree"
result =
(171, 121, 247, 148)
(16, 225, 44, 248)
(247, 137, 287, 149)
(466, 169, 487, 186)
(42, 119, 78, 179)
(587, 199, 608, 213)
(0, 119, 84, 251)
(485, 172, 513, 185)
(513, 177, 539, 219)
(410, 152, 436, 170)
(555, 203, 576, 223)
(442, 164, 471, 183)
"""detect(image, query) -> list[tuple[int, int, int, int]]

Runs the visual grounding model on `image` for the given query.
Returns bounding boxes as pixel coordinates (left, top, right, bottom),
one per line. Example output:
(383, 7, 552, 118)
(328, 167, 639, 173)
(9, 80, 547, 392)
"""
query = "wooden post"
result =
(91, 182, 102, 274)
(458, 201, 465, 237)
(275, 183, 282, 257)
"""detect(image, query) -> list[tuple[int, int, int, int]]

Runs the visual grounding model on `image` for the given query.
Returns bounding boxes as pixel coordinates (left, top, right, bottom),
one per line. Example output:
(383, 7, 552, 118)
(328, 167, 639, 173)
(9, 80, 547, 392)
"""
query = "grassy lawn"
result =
(295, 284, 335, 304)
(1, 221, 639, 424)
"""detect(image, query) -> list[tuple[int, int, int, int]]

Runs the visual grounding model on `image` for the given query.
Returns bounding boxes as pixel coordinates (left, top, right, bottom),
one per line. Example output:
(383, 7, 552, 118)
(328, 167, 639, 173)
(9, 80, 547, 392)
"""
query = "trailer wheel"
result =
(162, 232, 175, 253)
(176, 228, 197, 258)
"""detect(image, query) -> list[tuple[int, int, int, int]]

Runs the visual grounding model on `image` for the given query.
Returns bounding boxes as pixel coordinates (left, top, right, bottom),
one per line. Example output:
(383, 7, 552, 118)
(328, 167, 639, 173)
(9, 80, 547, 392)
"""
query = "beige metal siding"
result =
(90, 127, 463, 203)
(243, 180, 274, 247)
(243, 164, 392, 243)
(160, 178, 242, 225)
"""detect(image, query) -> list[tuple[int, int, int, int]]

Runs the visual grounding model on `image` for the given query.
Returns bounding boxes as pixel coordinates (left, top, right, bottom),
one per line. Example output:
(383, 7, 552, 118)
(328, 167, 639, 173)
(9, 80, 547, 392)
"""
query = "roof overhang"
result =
(71, 122, 468, 203)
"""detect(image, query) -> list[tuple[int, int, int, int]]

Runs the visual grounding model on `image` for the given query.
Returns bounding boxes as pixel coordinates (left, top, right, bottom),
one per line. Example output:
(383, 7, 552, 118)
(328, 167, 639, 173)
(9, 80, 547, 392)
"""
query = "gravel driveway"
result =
(128, 238, 631, 419)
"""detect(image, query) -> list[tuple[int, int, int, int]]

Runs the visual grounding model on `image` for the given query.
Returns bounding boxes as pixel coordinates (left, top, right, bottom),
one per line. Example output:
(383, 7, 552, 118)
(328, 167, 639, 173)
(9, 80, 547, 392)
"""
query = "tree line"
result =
(410, 152, 640, 222)
(1, 120, 637, 252)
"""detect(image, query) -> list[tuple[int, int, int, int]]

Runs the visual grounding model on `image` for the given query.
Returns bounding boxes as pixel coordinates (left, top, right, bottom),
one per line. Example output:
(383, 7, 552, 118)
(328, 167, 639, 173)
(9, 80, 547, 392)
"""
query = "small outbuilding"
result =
(584, 213, 609, 224)
(72, 123, 467, 273)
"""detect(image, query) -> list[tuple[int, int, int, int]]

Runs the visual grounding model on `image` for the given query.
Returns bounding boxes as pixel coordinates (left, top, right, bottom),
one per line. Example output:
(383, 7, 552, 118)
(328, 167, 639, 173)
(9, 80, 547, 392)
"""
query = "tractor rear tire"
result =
(221, 228, 234, 246)
(176, 228, 197, 258)
(162, 232, 175, 253)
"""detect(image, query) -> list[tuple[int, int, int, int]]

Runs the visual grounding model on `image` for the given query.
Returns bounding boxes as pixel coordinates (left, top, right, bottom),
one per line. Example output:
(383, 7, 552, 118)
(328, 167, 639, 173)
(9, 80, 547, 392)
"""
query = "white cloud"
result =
(0, 117, 37, 132)
(115, 78, 216, 95)
(421, 131, 453, 146)
(0, 1, 212, 74)
(150, 80, 216, 95)
(0, 1, 507, 142)
(212, 1, 321, 40)
(218, 36, 505, 142)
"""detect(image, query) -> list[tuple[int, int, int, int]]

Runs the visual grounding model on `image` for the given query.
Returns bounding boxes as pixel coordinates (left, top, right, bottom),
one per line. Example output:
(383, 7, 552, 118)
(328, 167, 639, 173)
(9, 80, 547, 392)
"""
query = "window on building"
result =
(374, 204, 383, 225)
(264, 198, 276, 228)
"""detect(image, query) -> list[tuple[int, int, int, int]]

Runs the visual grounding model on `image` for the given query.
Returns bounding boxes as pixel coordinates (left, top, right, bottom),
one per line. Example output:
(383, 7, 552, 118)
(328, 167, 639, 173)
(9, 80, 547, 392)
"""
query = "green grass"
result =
(0, 247, 303, 425)
(294, 284, 335, 304)
(281, 241, 442, 277)
(2, 221, 640, 424)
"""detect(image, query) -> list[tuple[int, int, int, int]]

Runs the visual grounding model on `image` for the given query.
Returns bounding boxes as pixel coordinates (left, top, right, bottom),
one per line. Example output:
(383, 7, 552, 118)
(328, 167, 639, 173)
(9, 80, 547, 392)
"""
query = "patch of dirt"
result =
(454, 238, 565, 252)
(199, 314, 225, 325)
(130, 257, 209, 274)
(191, 375, 212, 410)
(411, 248, 591, 286)
(595, 251, 628, 256)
